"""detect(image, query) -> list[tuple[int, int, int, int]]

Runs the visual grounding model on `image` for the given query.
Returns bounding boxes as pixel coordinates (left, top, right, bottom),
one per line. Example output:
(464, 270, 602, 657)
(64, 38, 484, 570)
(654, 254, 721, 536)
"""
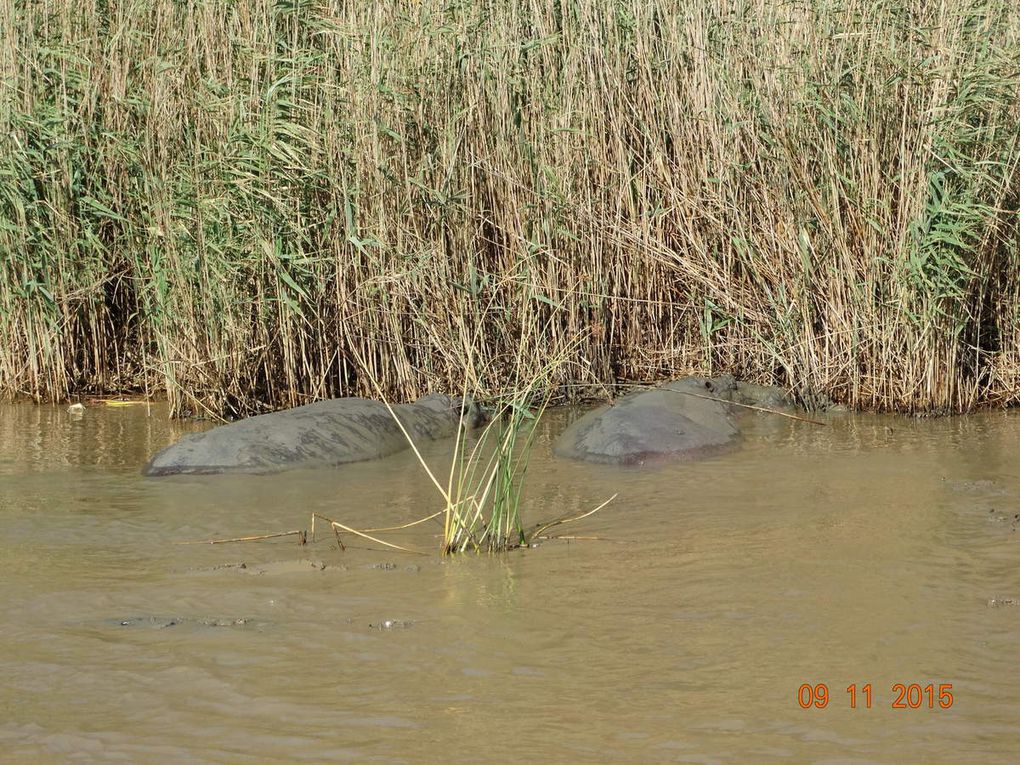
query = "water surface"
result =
(1, 402, 1019, 763)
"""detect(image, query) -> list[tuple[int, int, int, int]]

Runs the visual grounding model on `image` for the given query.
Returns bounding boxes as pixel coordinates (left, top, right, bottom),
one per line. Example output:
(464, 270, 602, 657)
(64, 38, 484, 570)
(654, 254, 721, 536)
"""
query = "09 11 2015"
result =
(797, 683, 954, 709)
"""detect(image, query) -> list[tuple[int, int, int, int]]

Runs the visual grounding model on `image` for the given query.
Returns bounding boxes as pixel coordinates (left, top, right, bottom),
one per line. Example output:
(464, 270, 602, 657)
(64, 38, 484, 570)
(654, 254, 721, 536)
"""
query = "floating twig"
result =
(175, 529, 307, 545)
(527, 494, 617, 543)
(316, 514, 428, 556)
(312, 513, 346, 550)
(673, 390, 829, 426)
(361, 510, 445, 533)
(538, 535, 617, 542)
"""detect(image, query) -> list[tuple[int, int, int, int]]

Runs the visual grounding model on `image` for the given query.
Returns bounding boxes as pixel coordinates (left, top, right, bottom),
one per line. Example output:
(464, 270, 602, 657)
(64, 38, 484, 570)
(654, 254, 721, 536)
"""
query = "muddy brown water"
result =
(2, 402, 1020, 763)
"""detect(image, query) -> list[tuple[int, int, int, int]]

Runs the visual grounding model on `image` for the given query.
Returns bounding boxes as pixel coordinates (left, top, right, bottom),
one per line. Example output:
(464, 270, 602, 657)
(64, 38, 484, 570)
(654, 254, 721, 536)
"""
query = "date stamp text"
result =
(797, 683, 954, 710)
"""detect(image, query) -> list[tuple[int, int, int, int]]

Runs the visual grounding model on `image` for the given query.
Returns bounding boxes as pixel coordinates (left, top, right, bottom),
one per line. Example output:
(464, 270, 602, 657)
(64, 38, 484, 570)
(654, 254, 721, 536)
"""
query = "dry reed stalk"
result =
(2, 1, 1019, 414)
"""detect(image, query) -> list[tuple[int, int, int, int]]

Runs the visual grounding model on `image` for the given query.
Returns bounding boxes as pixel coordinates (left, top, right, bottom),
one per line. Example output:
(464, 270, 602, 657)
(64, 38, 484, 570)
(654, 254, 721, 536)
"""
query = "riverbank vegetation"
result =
(2, 0, 1019, 415)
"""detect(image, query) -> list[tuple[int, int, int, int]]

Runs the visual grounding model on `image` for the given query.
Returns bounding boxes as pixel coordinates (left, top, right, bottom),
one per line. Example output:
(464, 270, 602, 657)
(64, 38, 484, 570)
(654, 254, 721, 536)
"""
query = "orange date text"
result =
(797, 683, 954, 709)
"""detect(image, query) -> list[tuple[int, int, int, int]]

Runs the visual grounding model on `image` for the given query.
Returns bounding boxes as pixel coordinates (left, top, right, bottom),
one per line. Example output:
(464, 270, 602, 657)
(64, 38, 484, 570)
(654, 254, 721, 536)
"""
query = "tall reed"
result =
(2, 0, 1019, 415)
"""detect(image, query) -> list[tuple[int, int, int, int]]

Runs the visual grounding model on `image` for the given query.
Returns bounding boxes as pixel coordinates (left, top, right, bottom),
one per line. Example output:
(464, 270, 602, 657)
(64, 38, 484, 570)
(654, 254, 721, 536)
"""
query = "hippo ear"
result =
(704, 379, 714, 392)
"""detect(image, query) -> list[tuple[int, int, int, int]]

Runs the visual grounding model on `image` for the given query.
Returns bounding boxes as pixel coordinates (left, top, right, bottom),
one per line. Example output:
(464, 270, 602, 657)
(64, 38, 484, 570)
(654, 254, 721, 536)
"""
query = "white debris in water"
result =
(987, 598, 1020, 608)
(370, 619, 414, 630)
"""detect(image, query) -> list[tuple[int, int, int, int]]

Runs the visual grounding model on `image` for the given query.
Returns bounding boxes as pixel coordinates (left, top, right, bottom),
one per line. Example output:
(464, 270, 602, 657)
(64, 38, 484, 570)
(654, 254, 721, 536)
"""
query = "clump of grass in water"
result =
(352, 311, 608, 554)
(427, 306, 613, 553)
(419, 378, 613, 555)
(348, 384, 570, 555)
(438, 386, 547, 553)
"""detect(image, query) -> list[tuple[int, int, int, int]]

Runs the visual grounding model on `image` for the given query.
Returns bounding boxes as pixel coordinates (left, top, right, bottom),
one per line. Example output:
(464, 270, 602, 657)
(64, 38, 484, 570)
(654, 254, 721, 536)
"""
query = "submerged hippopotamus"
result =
(554, 375, 792, 465)
(143, 394, 484, 476)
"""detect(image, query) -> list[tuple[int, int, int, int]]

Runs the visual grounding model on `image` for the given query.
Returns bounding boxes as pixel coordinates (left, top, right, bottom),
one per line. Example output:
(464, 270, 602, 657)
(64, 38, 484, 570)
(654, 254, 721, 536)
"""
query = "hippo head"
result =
(414, 394, 488, 429)
(661, 374, 738, 398)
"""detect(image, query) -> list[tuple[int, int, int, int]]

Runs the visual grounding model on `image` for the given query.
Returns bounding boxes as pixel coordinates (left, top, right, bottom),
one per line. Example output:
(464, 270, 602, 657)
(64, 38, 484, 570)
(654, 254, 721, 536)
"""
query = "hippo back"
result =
(143, 396, 468, 476)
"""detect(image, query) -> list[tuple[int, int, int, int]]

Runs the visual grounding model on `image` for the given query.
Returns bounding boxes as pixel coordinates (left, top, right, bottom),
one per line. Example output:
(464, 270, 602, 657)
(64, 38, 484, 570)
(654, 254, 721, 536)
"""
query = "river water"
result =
(1, 402, 1019, 763)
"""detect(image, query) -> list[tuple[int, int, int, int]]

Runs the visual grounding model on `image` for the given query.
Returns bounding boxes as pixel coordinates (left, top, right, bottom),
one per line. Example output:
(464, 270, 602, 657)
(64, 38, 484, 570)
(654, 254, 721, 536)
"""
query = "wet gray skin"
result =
(554, 375, 792, 465)
(143, 394, 484, 476)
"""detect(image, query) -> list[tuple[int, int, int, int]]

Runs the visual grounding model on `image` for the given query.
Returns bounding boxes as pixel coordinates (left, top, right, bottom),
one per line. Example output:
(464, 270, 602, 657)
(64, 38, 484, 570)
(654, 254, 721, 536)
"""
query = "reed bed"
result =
(2, 0, 1019, 415)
